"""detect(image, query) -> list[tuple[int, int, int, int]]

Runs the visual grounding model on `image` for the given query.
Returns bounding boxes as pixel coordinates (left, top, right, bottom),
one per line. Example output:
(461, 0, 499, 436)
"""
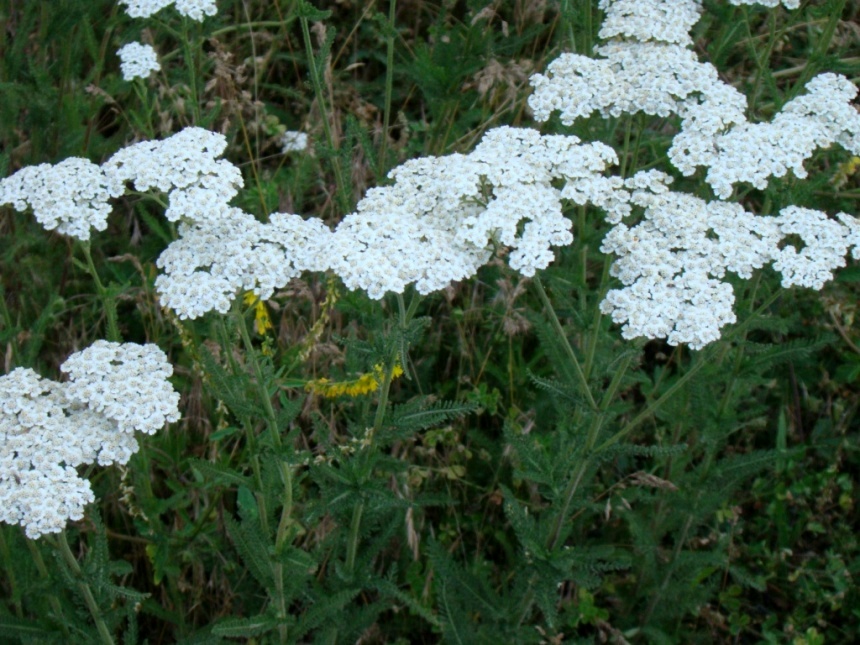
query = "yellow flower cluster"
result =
(305, 363, 404, 398)
(243, 292, 273, 335)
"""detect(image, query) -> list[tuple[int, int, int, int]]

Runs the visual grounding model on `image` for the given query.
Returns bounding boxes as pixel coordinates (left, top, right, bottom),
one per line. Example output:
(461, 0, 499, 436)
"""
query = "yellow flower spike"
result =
(304, 362, 405, 399)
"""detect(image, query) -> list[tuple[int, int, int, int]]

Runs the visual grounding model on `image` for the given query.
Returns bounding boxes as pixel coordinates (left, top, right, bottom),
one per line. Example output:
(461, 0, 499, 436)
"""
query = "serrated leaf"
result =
(212, 615, 277, 638)
(189, 458, 251, 488)
(0, 617, 61, 641)
(224, 514, 273, 591)
(295, 0, 332, 21)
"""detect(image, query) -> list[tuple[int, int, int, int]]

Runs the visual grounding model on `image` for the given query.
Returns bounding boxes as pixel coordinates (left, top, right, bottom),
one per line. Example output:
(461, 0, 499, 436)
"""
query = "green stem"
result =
(0, 286, 19, 367)
(583, 256, 612, 381)
(344, 501, 364, 575)
(533, 275, 598, 411)
(210, 20, 294, 37)
(55, 532, 115, 645)
(0, 527, 21, 619)
(595, 288, 783, 453)
(790, 0, 845, 98)
(518, 348, 637, 627)
(377, 0, 397, 178)
(299, 14, 349, 212)
(548, 352, 635, 550)
(2, 529, 22, 618)
(233, 301, 293, 644)
(642, 514, 694, 626)
(619, 114, 634, 178)
(24, 539, 68, 633)
(80, 242, 120, 342)
(346, 294, 418, 565)
(180, 18, 202, 123)
(234, 301, 281, 445)
(130, 80, 156, 138)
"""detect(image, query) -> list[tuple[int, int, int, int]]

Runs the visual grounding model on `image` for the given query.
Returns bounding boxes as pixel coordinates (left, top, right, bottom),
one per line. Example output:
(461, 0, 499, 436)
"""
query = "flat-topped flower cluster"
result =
(0, 342, 180, 538)
(2, 0, 860, 350)
(119, 0, 217, 21)
(114, 0, 220, 83)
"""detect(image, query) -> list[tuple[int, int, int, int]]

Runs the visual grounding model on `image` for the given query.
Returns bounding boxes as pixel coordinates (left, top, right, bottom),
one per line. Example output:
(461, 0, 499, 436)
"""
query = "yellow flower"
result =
(243, 291, 273, 335)
(305, 363, 405, 398)
(832, 156, 860, 189)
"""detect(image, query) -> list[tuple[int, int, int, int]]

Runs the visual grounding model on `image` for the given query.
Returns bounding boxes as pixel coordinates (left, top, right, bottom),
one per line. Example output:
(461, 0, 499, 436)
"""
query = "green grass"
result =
(2, 0, 860, 643)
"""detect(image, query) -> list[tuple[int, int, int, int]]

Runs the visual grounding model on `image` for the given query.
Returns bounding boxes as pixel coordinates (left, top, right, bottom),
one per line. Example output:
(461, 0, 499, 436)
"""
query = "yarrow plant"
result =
(524, 0, 860, 347)
(2, 0, 860, 641)
(0, 342, 179, 538)
(3, 1, 859, 348)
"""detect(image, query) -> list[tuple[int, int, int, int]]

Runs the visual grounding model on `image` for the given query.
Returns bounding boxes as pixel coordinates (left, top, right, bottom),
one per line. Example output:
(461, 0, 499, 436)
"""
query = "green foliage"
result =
(2, 0, 860, 643)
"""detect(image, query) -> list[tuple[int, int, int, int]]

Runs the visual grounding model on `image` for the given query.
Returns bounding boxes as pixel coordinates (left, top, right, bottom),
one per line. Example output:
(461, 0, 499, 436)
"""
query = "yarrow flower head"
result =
(119, 0, 217, 21)
(597, 0, 702, 47)
(727, 0, 800, 8)
(522, 0, 860, 347)
(117, 42, 160, 81)
(281, 131, 309, 154)
(155, 209, 332, 319)
(330, 126, 618, 299)
(0, 343, 180, 538)
(103, 127, 243, 223)
(60, 341, 181, 434)
(0, 158, 124, 240)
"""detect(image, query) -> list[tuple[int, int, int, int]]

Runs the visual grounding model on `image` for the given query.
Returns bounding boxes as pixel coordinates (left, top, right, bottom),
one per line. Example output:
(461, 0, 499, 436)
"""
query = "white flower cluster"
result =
(0, 158, 124, 241)
(60, 341, 181, 434)
(156, 209, 331, 318)
(281, 131, 309, 154)
(103, 127, 243, 223)
(728, 0, 800, 8)
(0, 343, 180, 538)
(6, 1, 860, 349)
(116, 0, 217, 86)
(119, 0, 217, 21)
(673, 73, 860, 198)
(117, 42, 160, 81)
(597, 0, 702, 46)
(529, 41, 740, 123)
(597, 172, 860, 348)
(330, 127, 617, 298)
(530, 0, 860, 201)
(522, 0, 860, 347)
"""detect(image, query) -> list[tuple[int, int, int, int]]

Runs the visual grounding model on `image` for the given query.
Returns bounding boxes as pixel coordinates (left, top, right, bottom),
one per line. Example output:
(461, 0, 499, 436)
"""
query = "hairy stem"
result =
(533, 275, 598, 411)
(378, 0, 397, 178)
(55, 532, 115, 645)
(299, 14, 349, 212)
(233, 300, 294, 644)
(80, 242, 120, 342)
(24, 539, 68, 633)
